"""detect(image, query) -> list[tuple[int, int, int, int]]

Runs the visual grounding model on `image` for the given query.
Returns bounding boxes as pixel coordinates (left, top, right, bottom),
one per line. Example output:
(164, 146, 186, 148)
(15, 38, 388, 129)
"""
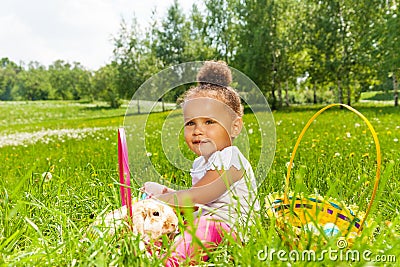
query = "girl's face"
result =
(182, 97, 242, 160)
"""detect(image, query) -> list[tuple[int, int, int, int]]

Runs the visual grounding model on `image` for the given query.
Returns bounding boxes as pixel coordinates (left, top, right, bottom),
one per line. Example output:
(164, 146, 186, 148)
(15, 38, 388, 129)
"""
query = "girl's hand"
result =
(142, 182, 170, 196)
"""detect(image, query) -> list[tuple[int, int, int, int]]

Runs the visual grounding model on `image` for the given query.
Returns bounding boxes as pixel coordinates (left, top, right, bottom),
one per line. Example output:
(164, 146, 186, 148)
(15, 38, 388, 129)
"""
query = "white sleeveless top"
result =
(190, 146, 260, 228)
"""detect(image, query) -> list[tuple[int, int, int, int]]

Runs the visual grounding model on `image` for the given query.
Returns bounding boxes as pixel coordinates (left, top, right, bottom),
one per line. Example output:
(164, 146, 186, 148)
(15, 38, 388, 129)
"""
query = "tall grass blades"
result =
(0, 101, 399, 266)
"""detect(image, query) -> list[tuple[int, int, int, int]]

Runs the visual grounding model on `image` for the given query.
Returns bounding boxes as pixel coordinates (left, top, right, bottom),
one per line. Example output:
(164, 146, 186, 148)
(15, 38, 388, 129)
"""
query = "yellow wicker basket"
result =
(266, 103, 381, 249)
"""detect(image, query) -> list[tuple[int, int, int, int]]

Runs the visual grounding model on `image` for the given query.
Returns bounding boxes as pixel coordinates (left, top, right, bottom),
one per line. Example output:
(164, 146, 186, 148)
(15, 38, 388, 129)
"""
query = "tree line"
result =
(1, 0, 398, 109)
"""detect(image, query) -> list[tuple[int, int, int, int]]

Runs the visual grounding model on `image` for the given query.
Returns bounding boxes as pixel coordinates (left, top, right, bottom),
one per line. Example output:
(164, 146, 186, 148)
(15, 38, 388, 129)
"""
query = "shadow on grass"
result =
(81, 107, 181, 122)
(249, 103, 398, 115)
(81, 102, 398, 120)
(363, 91, 394, 101)
(81, 105, 122, 111)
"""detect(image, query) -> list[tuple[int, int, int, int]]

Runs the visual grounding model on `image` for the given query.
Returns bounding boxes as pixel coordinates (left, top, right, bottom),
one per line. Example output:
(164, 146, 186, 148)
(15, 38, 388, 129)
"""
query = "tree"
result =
(380, 0, 399, 106)
(0, 58, 20, 100)
(271, 0, 306, 107)
(154, 0, 188, 65)
(113, 18, 152, 100)
(71, 62, 93, 101)
(148, 2, 193, 104)
(203, 0, 240, 63)
(92, 63, 120, 108)
(234, 0, 276, 107)
(183, 3, 216, 61)
(48, 60, 73, 99)
(300, 0, 381, 106)
(348, 1, 384, 102)
(48, 60, 91, 100)
(15, 62, 51, 100)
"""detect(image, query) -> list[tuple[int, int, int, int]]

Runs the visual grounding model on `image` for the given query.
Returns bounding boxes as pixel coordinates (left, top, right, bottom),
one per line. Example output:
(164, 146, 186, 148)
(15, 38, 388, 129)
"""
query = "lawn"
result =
(0, 100, 399, 266)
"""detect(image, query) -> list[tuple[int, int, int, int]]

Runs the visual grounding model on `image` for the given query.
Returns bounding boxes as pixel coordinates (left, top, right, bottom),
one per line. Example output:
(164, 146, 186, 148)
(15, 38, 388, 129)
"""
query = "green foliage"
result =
(14, 62, 52, 100)
(93, 64, 121, 108)
(1, 1, 399, 107)
(0, 58, 20, 100)
(288, 88, 336, 104)
(154, 0, 187, 65)
(234, 0, 275, 97)
(48, 60, 92, 100)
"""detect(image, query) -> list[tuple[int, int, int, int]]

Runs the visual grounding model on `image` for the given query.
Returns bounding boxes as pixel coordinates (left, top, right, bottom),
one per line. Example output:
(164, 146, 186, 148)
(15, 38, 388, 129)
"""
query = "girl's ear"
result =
(231, 117, 243, 138)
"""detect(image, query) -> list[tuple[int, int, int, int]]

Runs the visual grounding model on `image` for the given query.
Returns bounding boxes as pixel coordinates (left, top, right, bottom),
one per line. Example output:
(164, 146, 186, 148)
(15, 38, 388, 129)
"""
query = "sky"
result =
(0, 0, 197, 70)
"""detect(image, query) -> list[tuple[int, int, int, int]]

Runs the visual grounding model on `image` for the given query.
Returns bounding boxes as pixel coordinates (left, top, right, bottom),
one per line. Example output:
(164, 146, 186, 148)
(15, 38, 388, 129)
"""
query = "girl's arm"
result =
(153, 167, 244, 207)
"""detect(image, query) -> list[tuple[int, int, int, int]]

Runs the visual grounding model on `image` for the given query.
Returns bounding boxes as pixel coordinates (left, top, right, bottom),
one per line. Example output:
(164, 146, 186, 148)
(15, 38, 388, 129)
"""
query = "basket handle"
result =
(118, 128, 133, 218)
(284, 103, 381, 232)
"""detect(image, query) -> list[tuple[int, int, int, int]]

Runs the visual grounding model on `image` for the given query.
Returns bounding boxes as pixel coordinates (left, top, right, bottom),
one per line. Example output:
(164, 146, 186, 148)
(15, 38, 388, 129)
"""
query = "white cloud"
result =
(0, 0, 197, 70)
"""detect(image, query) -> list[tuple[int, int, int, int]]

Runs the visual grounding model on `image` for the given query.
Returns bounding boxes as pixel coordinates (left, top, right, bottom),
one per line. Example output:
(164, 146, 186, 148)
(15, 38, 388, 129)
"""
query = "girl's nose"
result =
(193, 124, 203, 135)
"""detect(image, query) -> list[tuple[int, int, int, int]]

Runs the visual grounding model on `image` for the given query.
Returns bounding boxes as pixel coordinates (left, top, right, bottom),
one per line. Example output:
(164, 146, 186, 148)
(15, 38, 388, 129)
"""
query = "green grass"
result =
(0, 101, 399, 266)
(360, 91, 395, 102)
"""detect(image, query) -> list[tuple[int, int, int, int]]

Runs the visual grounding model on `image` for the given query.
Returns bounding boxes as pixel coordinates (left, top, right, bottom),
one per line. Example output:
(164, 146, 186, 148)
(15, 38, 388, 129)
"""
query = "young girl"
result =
(143, 61, 260, 266)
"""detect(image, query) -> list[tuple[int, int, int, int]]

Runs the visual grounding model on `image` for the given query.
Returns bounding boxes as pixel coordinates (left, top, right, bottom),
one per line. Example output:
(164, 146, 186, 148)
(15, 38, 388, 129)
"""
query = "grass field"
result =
(0, 100, 399, 266)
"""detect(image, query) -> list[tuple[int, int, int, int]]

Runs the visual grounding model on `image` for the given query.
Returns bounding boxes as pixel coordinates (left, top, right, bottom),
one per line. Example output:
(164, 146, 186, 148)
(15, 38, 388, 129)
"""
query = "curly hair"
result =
(182, 61, 243, 117)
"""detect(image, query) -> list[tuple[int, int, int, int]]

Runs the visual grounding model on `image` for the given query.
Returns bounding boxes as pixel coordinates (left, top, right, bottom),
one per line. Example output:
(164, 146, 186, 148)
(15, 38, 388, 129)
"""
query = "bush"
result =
(287, 89, 335, 105)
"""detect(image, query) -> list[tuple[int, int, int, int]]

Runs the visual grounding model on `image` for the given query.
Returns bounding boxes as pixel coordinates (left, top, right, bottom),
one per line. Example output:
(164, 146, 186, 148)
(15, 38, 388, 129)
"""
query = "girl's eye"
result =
(185, 121, 195, 126)
(205, 120, 215, 125)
